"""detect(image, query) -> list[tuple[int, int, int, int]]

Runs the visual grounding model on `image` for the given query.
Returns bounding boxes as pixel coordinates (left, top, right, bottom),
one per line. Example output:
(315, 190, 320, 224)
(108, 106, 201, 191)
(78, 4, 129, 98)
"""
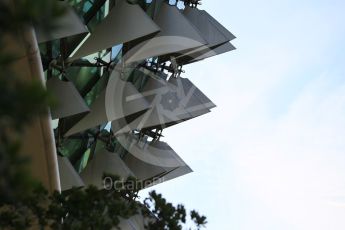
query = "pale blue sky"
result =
(140, 1, 345, 229)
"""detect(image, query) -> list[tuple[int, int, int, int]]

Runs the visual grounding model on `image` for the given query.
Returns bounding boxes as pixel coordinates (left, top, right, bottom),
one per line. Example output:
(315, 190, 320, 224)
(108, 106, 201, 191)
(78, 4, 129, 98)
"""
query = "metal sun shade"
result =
(68, 0, 160, 60)
(116, 134, 192, 187)
(35, 2, 89, 43)
(112, 70, 215, 135)
(179, 41, 236, 64)
(168, 76, 216, 109)
(80, 149, 134, 188)
(46, 77, 90, 120)
(184, 7, 231, 48)
(202, 10, 236, 42)
(172, 7, 236, 64)
(57, 156, 85, 191)
(64, 72, 150, 136)
(124, 2, 207, 64)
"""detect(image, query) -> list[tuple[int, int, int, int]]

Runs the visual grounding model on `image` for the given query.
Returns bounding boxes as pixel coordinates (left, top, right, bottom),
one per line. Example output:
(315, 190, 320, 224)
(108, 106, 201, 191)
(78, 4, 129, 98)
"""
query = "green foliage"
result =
(47, 184, 139, 230)
(0, 0, 66, 34)
(190, 210, 207, 230)
(143, 191, 207, 230)
(144, 191, 186, 230)
(0, 76, 54, 133)
(0, 177, 140, 230)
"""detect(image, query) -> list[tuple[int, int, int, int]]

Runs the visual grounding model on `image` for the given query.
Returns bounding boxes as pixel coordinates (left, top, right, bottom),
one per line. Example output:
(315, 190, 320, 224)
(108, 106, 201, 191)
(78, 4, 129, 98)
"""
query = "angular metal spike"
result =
(65, 72, 150, 136)
(80, 150, 134, 188)
(116, 134, 192, 187)
(183, 6, 230, 48)
(69, 0, 160, 60)
(113, 72, 214, 134)
(170, 7, 236, 64)
(178, 41, 236, 64)
(57, 156, 84, 191)
(124, 3, 207, 64)
(201, 10, 236, 42)
(35, 2, 89, 43)
(47, 77, 90, 119)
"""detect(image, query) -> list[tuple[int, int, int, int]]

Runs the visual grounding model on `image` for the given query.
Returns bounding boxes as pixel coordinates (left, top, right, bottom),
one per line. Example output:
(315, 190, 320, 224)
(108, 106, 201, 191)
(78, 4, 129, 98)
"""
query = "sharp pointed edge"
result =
(69, 1, 160, 61)
(35, 2, 89, 43)
(58, 156, 84, 191)
(80, 149, 134, 188)
(125, 3, 207, 64)
(47, 77, 90, 120)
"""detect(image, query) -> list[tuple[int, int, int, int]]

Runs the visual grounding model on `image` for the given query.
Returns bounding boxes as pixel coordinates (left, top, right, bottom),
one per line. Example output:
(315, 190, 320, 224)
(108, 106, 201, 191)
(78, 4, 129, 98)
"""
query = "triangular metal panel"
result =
(64, 90, 107, 136)
(169, 77, 216, 110)
(57, 156, 85, 191)
(113, 73, 213, 134)
(35, 2, 89, 43)
(65, 76, 150, 136)
(69, 0, 160, 60)
(112, 88, 189, 134)
(201, 10, 236, 42)
(178, 41, 236, 65)
(47, 77, 90, 119)
(146, 0, 164, 18)
(183, 6, 228, 48)
(150, 165, 193, 187)
(116, 134, 192, 186)
(80, 149, 134, 188)
(169, 6, 236, 64)
(123, 152, 167, 181)
(125, 3, 207, 63)
(105, 70, 152, 124)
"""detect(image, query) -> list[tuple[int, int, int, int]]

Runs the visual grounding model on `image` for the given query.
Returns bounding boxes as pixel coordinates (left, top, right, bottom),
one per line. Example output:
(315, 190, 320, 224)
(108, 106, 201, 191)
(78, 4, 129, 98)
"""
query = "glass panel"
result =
(58, 138, 88, 160)
(84, 69, 109, 106)
(77, 148, 91, 172)
(66, 66, 100, 93)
